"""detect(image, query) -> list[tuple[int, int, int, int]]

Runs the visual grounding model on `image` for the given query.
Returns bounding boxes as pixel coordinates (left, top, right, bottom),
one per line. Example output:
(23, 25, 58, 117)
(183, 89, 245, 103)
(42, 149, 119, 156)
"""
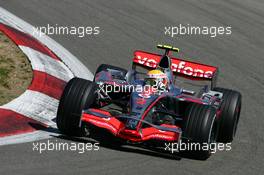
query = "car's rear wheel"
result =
(56, 77, 97, 136)
(213, 87, 242, 143)
(94, 64, 127, 81)
(181, 103, 218, 160)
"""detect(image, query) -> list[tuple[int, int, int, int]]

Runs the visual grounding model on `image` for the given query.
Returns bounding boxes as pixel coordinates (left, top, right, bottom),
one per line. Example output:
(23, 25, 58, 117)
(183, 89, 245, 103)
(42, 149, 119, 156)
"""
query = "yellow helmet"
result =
(147, 70, 167, 79)
(146, 69, 168, 89)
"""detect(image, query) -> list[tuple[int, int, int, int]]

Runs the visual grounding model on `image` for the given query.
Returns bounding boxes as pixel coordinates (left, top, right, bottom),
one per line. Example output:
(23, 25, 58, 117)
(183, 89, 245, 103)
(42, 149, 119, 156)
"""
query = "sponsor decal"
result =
(138, 92, 151, 98)
(134, 52, 216, 78)
(88, 118, 117, 132)
(136, 98, 147, 105)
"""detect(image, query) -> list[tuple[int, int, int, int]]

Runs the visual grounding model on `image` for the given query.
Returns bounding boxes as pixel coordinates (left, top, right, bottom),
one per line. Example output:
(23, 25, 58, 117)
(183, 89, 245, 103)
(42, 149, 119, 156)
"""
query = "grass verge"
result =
(0, 31, 32, 105)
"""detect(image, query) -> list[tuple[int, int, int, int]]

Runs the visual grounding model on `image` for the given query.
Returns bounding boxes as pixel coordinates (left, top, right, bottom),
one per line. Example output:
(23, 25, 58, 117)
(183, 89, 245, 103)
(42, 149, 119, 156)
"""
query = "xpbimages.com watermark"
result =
(32, 140, 100, 154)
(98, 81, 167, 96)
(165, 141, 232, 154)
(33, 24, 100, 38)
(164, 24, 232, 38)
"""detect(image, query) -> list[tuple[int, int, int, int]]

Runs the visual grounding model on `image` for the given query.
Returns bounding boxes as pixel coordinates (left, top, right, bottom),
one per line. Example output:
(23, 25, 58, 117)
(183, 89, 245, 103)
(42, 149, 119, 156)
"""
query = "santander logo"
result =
(134, 52, 216, 79)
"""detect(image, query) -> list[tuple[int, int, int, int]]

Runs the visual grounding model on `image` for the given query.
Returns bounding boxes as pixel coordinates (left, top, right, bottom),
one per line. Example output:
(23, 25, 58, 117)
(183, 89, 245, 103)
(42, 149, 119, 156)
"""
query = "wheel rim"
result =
(209, 120, 217, 144)
(208, 116, 217, 145)
(232, 101, 241, 137)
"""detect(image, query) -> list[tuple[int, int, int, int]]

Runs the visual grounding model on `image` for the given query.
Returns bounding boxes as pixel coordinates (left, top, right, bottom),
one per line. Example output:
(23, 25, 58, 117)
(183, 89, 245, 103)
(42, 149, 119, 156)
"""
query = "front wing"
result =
(81, 108, 182, 142)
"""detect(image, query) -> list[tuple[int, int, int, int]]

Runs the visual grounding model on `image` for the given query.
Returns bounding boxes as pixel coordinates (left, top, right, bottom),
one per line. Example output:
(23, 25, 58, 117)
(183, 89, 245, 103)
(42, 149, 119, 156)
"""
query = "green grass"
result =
(0, 68, 11, 88)
(0, 31, 33, 105)
(3, 38, 9, 43)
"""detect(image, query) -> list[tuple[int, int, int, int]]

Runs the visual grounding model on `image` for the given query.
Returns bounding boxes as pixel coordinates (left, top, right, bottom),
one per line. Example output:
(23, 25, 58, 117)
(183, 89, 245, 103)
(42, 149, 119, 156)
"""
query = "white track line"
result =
(0, 130, 59, 146)
(20, 46, 74, 82)
(1, 90, 59, 126)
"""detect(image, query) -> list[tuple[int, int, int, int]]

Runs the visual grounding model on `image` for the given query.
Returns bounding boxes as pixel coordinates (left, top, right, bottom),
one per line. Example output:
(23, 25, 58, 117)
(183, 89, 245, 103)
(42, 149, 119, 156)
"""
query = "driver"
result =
(145, 69, 169, 93)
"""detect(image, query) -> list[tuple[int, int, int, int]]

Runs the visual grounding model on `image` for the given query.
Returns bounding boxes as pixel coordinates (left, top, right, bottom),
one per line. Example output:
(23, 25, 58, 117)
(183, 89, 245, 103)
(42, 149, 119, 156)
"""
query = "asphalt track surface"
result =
(1, 0, 264, 174)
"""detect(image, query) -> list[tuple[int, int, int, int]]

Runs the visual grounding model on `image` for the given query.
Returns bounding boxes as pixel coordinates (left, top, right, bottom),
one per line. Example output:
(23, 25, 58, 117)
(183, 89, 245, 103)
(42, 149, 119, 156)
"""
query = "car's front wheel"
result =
(180, 103, 218, 160)
(213, 87, 242, 143)
(56, 77, 97, 136)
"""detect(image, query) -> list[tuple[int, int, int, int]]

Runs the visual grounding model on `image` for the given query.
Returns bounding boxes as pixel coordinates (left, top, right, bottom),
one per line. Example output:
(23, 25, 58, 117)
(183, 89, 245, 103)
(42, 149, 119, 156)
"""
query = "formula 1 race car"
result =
(56, 44, 242, 160)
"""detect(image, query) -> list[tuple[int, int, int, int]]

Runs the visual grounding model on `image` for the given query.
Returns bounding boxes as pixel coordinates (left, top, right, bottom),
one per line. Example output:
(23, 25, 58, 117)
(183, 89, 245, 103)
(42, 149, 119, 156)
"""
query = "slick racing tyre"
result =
(181, 103, 218, 160)
(94, 64, 127, 81)
(213, 87, 242, 143)
(56, 77, 97, 136)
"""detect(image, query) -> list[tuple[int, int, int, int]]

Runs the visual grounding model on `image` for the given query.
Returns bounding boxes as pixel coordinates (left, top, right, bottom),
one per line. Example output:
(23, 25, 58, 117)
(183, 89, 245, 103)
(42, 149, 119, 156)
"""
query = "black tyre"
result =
(94, 64, 127, 81)
(56, 77, 97, 136)
(213, 87, 242, 143)
(181, 103, 217, 160)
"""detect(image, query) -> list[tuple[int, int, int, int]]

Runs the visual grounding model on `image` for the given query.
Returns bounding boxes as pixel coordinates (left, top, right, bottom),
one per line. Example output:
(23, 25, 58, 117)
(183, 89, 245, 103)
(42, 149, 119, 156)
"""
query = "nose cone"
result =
(126, 90, 158, 129)
(131, 90, 157, 113)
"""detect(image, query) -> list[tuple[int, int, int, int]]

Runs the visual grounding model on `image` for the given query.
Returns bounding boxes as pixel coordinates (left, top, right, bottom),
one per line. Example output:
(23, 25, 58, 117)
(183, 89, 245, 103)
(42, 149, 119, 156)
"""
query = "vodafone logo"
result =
(134, 53, 216, 78)
(170, 61, 213, 78)
(136, 55, 157, 68)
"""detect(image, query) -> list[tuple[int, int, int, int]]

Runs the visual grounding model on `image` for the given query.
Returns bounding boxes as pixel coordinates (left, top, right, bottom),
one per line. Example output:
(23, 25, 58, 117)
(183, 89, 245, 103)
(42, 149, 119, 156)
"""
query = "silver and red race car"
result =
(56, 44, 242, 160)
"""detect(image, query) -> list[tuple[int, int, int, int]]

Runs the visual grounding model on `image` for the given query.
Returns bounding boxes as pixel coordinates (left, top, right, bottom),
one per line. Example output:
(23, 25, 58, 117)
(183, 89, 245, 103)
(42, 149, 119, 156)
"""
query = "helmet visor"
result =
(145, 78, 157, 86)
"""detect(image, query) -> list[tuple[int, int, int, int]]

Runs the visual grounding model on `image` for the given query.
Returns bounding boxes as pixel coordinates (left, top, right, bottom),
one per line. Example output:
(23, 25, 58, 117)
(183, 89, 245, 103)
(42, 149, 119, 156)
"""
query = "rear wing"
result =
(133, 50, 218, 86)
